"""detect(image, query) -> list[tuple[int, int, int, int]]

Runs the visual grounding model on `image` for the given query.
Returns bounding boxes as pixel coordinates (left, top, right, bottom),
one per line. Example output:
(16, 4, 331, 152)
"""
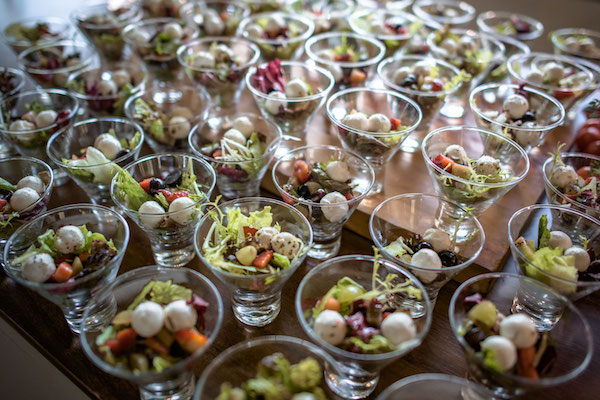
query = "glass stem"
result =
(139, 371, 195, 400)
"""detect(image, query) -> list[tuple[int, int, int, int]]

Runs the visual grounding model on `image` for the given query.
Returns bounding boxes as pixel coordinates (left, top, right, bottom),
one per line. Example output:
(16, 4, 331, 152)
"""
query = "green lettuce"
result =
(0, 177, 16, 191)
(113, 167, 153, 211)
(348, 335, 395, 354)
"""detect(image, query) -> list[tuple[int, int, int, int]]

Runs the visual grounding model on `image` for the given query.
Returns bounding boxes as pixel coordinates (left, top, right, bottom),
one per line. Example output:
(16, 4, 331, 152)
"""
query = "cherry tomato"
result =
(157, 189, 190, 203)
(577, 166, 592, 180)
(576, 126, 600, 150)
(293, 160, 310, 184)
(584, 139, 600, 156)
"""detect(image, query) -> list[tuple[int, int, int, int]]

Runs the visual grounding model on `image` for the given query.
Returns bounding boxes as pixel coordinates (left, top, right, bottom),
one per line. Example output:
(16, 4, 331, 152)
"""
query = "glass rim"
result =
(179, 0, 251, 19)
(448, 271, 594, 386)
(122, 17, 199, 49)
(325, 86, 423, 137)
(289, 0, 355, 19)
(412, 0, 476, 25)
(305, 31, 386, 69)
(295, 254, 432, 361)
(369, 193, 486, 272)
(426, 28, 506, 64)
(348, 9, 418, 41)
(486, 31, 531, 55)
(378, 372, 488, 398)
(237, 11, 315, 46)
(80, 264, 224, 382)
(1, 16, 72, 45)
(421, 125, 530, 188)
(476, 11, 544, 41)
(17, 40, 96, 75)
(193, 196, 314, 280)
(550, 28, 600, 61)
(0, 155, 54, 212)
(71, 1, 143, 30)
(271, 144, 376, 206)
(176, 37, 261, 73)
(66, 62, 148, 102)
(469, 82, 566, 132)
(0, 67, 27, 99)
(3, 203, 130, 290)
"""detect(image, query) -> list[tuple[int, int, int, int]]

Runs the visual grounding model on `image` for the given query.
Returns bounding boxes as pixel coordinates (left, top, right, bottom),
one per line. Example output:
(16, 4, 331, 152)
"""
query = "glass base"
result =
(308, 237, 341, 260)
(63, 295, 117, 334)
(232, 291, 281, 327)
(152, 243, 196, 268)
(440, 102, 465, 119)
(139, 372, 194, 400)
(325, 363, 379, 399)
(217, 181, 261, 199)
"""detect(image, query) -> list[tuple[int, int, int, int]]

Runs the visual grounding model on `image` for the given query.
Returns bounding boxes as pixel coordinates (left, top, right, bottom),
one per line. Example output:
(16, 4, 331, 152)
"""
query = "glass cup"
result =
(421, 126, 530, 217)
(47, 117, 144, 206)
(1, 16, 73, 55)
(326, 87, 422, 194)
(124, 85, 211, 153)
(305, 32, 386, 92)
(286, 0, 355, 33)
(194, 197, 313, 326)
(241, 0, 286, 14)
(189, 112, 282, 198)
(0, 88, 80, 186)
(508, 204, 600, 303)
(71, 1, 143, 62)
(179, 0, 250, 37)
(142, 0, 188, 17)
(0, 157, 54, 250)
(449, 272, 593, 398)
(194, 335, 342, 399)
(0, 67, 27, 157)
(272, 145, 374, 259)
(476, 11, 544, 42)
(412, 0, 476, 26)
(550, 28, 600, 65)
(565, 57, 600, 121)
(370, 193, 485, 309)
(480, 34, 530, 85)
(111, 154, 216, 267)
(377, 373, 493, 400)
(66, 60, 148, 117)
(237, 12, 315, 61)
(80, 265, 223, 400)
(246, 60, 334, 145)
(469, 83, 565, 153)
(177, 37, 260, 112)
(17, 40, 97, 89)
(3, 204, 130, 333)
(296, 254, 432, 399)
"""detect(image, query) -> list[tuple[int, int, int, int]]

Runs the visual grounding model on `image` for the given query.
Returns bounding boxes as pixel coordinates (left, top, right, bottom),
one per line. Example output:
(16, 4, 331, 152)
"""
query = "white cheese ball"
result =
(192, 51, 216, 68)
(164, 299, 198, 332)
(499, 314, 538, 349)
(440, 38, 458, 55)
(223, 128, 247, 145)
(564, 246, 591, 272)
(525, 70, 544, 86)
(204, 13, 225, 35)
(443, 144, 469, 165)
(17, 176, 44, 194)
(168, 196, 196, 225)
(410, 248, 442, 283)
(422, 228, 452, 252)
(246, 23, 265, 39)
(163, 22, 183, 40)
(320, 192, 349, 223)
(139, 200, 165, 228)
(342, 112, 368, 131)
(9, 187, 39, 212)
(271, 232, 302, 258)
(481, 336, 517, 371)
(473, 155, 500, 176)
(131, 301, 165, 338)
(255, 227, 279, 249)
(168, 116, 191, 139)
(265, 15, 285, 36)
(326, 64, 343, 83)
(213, 44, 234, 63)
(549, 231, 572, 252)
(98, 79, 118, 96)
(393, 66, 412, 85)
(503, 94, 529, 120)
(285, 79, 309, 98)
(543, 62, 565, 83)
(515, 124, 540, 148)
(413, 60, 431, 77)
(34, 110, 58, 128)
(314, 309, 346, 346)
(9, 119, 35, 131)
(232, 116, 254, 138)
(21, 253, 56, 283)
(367, 113, 391, 133)
(550, 165, 578, 189)
(264, 91, 287, 115)
(112, 69, 131, 88)
(381, 312, 417, 346)
(55, 225, 85, 254)
(94, 133, 123, 160)
(325, 161, 350, 183)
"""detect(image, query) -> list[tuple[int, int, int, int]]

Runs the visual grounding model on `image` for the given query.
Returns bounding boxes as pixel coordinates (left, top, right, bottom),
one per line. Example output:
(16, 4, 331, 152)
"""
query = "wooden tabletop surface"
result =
(1, 0, 600, 399)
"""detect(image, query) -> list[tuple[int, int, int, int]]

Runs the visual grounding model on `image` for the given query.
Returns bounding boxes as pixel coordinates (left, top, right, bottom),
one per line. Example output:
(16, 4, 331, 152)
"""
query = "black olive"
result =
(311, 188, 327, 202)
(439, 250, 458, 266)
(463, 325, 486, 351)
(401, 74, 417, 88)
(297, 184, 311, 199)
(115, 149, 130, 158)
(520, 111, 536, 122)
(413, 241, 433, 252)
(0, 188, 12, 201)
(148, 178, 166, 195)
(163, 170, 183, 186)
(587, 260, 600, 274)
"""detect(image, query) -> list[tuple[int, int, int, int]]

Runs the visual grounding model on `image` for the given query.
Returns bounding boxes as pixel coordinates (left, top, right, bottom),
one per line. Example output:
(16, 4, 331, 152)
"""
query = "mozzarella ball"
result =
(503, 94, 529, 120)
(422, 228, 452, 252)
(98, 79, 118, 96)
(440, 38, 458, 55)
(381, 312, 417, 346)
(285, 78, 309, 98)
(246, 23, 265, 39)
(367, 113, 391, 133)
(410, 248, 442, 284)
(564, 246, 591, 272)
(550, 165, 578, 189)
(94, 133, 123, 160)
(204, 13, 225, 35)
(9, 187, 39, 212)
(164, 299, 198, 332)
(34, 110, 58, 128)
(55, 225, 85, 254)
(112, 70, 131, 88)
(213, 44, 234, 63)
(314, 310, 346, 345)
(265, 15, 285, 36)
(499, 313, 538, 349)
(325, 161, 350, 183)
(271, 232, 302, 258)
(163, 22, 183, 40)
(131, 301, 165, 338)
(17, 176, 44, 194)
(232, 116, 255, 138)
(515, 124, 540, 148)
(413, 60, 431, 77)
(168, 116, 191, 139)
(139, 200, 165, 228)
(525, 70, 544, 86)
(21, 253, 56, 283)
(223, 128, 247, 145)
(342, 112, 368, 131)
(192, 51, 216, 68)
(393, 66, 412, 85)
(316, 49, 335, 62)
(255, 227, 279, 249)
(480, 335, 518, 371)
(443, 144, 469, 165)
(9, 119, 35, 131)
(264, 91, 287, 115)
(549, 231, 572, 252)
(168, 196, 196, 225)
(473, 155, 500, 176)
(543, 62, 565, 83)
(320, 192, 349, 223)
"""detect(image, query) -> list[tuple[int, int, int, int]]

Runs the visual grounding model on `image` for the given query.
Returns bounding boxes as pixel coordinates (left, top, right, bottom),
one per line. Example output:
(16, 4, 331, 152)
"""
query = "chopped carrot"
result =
(390, 117, 402, 130)
(282, 192, 296, 205)
(104, 339, 122, 355)
(432, 154, 455, 170)
(349, 69, 366, 85)
(174, 329, 208, 353)
(51, 262, 73, 283)
(116, 328, 137, 352)
(145, 338, 169, 355)
(78, 251, 90, 263)
(139, 178, 153, 193)
(253, 250, 273, 270)
(322, 297, 341, 312)
(220, 11, 229, 21)
(293, 159, 310, 183)
(212, 149, 223, 158)
(518, 347, 539, 380)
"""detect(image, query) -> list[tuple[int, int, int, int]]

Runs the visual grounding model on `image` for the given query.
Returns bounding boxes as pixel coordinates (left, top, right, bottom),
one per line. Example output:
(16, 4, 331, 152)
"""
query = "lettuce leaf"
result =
(113, 167, 153, 211)
(0, 177, 16, 191)
(538, 215, 551, 249)
(149, 280, 192, 304)
(348, 335, 395, 354)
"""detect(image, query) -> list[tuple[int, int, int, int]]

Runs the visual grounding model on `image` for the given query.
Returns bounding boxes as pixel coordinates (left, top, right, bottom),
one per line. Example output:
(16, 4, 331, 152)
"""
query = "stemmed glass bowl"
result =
(179, 0, 250, 37)
(2, 16, 73, 55)
(550, 28, 600, 65)
(476, 11, 544, 42)
(377, 373, 493, 399)
(412, 0, 476, 26)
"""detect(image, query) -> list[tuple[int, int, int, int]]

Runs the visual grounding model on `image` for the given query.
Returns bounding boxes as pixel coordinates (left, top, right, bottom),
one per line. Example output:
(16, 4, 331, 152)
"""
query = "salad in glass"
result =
(241, 0, 285, 14)
(286, 0, 354, 33)
(412, 0, 476, 26)
(179, 0, 250, 37)
(476, 11, 544, 42)
(2, 17, 71, 54)
(551, 28, 600, 64)
(142, 0, 187, 17)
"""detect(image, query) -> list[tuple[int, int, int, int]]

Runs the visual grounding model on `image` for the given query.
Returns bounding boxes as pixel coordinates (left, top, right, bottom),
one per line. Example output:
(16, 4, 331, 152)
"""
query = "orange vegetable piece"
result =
(253, 250, 273, 270)
(174, 329, 208, 353)
(145, 338, 169, 355)
(293, 159, 310, 184)
(243, 226, 258, 238)
(139, 178, 153, 193)
(323, 297, 341, 312)
(212, 149, 223, 158)
(518, 347, 539, 380)
(349, 69, 366, 84)
(51, 262, 73, 283)
(116, 328, 137, 352)
(104, 339, 123, 355)
(390, 117, 402, 131)
(78, 251, 90, 263)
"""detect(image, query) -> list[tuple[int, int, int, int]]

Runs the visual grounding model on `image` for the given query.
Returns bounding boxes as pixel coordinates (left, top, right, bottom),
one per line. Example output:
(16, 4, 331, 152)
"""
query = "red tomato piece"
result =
(390, 117, 402, 131)
(554, 89, 574, 100)
(116, 328, 137, 352)
(212, 149, 223, 158)
(577, 166, 592, 180)
(432, 154, 455, 170)
(344, 192, 354, 201)
(576, 126, 600, 150)
(293, 160, 310, 183)
(104, 339, 123, 356)
(243, 226, 258, 238)
(157, 189, 190, 203)
(139, 178, 153, 193)
(584, 140, 600, 156)
(0, 199, 6, 210)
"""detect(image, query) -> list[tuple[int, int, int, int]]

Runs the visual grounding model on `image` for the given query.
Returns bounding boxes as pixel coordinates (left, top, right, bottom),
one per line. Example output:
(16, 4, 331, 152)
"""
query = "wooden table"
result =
(1, 0, 600, 399)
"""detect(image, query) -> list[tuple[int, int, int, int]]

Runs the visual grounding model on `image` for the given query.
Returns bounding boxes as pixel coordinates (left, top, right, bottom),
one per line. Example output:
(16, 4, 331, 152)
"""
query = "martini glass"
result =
(412, 0, 476, 26)
(1, 17, 73, 55)
(0, 67, 26, 157)
(550, 28, 600, 65)
(378, 373, 493, 400)
(179, 0, 250, 36)
(476, 11, 544, 42)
